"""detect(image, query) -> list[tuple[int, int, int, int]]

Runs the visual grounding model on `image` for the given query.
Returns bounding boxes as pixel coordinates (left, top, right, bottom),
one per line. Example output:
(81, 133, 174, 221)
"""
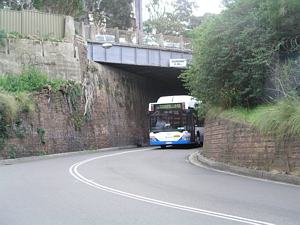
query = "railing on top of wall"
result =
(0, 9, 191, 50)
(80, 24, 192, 50)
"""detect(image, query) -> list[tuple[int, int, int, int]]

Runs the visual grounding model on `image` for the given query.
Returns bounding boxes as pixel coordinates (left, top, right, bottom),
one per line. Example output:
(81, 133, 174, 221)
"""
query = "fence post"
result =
(114, 27, 119, 43)
(137, 30, 144, 45)
(64, 16, 75, 42)
(80, 22, 86, 39)
(90, 25, 96, 41)
(180, 35, 184, 49)
(5, 38, 10, 55)
(159, 33, 164, 47)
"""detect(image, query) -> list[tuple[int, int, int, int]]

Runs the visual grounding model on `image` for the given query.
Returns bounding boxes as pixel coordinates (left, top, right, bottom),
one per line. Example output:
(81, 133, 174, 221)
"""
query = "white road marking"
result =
(69, 149, 275, 225)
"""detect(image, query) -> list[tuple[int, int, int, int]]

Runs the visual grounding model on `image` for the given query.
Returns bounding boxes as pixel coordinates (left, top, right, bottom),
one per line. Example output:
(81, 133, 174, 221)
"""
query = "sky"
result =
(141, 0, 224, 21)
(192, 0, 224, 16)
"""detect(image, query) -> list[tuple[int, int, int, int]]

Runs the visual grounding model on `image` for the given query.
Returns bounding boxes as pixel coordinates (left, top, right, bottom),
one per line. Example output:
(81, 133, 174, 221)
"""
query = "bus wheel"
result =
(160, 145, 166, 149)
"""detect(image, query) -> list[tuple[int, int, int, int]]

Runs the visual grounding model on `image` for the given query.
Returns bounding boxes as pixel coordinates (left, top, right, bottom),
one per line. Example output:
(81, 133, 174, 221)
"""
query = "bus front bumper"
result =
(150, 140, 191, 146)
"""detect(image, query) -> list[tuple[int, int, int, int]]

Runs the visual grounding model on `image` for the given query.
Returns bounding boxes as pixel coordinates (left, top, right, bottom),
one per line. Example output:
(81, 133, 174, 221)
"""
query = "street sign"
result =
(169, 59, 187, 68)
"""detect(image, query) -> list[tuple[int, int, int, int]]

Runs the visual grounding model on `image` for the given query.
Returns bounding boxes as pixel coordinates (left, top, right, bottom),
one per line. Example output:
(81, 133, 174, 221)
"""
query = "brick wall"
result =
(203, 119, 300, 176)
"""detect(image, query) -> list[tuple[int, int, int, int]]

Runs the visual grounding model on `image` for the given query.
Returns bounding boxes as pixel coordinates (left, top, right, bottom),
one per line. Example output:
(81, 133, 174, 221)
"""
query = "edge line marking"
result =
(69, 149, 275, 225)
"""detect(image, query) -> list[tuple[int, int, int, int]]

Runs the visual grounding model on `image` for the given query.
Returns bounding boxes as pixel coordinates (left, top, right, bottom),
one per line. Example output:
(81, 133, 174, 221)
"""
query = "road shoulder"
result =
(189, 151, 300, 186)
(0, 145, 137, 166)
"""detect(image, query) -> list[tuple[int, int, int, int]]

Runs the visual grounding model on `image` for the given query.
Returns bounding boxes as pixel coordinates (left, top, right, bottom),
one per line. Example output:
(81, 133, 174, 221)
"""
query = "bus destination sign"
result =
(154, 103, 182, 110)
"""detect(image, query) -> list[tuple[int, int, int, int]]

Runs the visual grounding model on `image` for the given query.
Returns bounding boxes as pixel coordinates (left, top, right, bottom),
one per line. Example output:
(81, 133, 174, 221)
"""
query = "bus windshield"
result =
(150, 110, 187, 132)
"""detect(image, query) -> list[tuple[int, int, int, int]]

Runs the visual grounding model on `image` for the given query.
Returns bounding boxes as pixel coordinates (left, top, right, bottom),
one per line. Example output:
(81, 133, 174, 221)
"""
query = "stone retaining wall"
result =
(203, 119, 300, 176)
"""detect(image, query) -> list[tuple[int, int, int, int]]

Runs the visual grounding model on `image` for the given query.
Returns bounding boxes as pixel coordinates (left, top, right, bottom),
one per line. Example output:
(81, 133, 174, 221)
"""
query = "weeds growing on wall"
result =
(0, 68, 83, 153)
(8, 145, 17, 159)
(37, 128, 46, 145)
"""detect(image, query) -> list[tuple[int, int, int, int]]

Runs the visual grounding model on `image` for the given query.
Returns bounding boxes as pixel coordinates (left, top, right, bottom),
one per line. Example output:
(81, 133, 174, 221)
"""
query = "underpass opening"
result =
(101, 62, 188, 97)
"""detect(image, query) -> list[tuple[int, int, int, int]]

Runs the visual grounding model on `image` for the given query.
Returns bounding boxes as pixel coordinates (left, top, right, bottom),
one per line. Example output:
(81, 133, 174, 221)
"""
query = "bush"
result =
(181, 0, 300, 108)
(0, 68, 48, 92)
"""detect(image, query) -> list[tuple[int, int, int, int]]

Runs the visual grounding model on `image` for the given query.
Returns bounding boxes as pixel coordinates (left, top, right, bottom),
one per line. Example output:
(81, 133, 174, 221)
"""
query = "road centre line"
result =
(69, 149, 275, 225)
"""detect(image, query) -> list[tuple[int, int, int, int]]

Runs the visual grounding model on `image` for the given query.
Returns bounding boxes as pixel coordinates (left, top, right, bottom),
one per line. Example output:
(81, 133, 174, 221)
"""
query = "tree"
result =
(80, 0, 133, 30)
(181, 0, 300, 109)
(144, 0, 197, 35)
(99, 0, 133, 29)
(32, 0, 83, 16)
(0, 0, 34, 10)
(0, 0, 83, 16)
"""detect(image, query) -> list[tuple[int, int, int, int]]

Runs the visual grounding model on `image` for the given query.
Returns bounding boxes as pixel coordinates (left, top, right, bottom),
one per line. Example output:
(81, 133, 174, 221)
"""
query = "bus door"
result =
(186, 111, 195, 142)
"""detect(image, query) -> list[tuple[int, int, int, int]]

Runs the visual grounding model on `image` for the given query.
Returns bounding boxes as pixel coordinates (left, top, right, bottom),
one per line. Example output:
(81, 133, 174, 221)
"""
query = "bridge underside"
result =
(88, 43, 192, 96)
(102, 63, 188, 95)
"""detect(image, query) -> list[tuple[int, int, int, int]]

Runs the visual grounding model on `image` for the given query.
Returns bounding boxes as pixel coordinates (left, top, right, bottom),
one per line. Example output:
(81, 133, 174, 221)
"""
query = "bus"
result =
(148, 95, 204, 148)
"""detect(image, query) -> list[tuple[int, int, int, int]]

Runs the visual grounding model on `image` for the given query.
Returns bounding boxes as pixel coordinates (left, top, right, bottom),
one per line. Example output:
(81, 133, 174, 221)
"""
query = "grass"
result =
(208, 98, 300, 140)
(0, 67, 75, 93)
(0, 68, 80, 151)
(0, 68, 59, 123)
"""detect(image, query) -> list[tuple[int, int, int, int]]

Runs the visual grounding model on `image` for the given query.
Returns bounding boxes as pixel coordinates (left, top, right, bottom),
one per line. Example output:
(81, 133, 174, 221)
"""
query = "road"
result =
(0, 147, 299, 225)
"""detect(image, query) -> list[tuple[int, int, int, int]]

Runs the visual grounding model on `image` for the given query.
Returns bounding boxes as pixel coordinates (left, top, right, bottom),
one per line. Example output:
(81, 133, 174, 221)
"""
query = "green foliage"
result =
(0, 0, 32, 10)
(144, 0, 197, 35)
(70, 112, 85, 131)
(100, 0, 133, 29)
(8, 145, 17, 159)
(15, 92, 36, 114)
(211, 98, 300, 140)
(33, 150, 47, 156)
(0, 91, 32, 150)
(0, 67, 73, 94)
(64, 81, 82, 111)
(37, 128, 45, 145)
(80, 0, 133, 29)
(0, 68, 81, 151)
(6, 31, 24, 39)
(0, 68, 47, 92)
(34, 0, 83, 16)
(269, 58, 300, 99)
(253, 99, 300, 140)
(0, 114, 8, 151)
(0, 30, 6, 46)
(182, 0, 300, 108)
(15, 118, 26, 139)
(63, 82, 85, 130)
(0, 92, 19, 123)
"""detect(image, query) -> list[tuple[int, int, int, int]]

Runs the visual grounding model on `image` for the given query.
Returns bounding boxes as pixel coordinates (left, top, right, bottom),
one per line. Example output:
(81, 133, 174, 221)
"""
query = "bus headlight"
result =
(150, 135, 158, 141)
(181, 136, 190, 141)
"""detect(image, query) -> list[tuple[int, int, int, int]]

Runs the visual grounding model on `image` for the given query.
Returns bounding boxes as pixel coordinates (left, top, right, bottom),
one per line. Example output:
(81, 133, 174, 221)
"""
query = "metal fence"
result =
(0, 9, 65, 39)
(83, 24, 192, 50)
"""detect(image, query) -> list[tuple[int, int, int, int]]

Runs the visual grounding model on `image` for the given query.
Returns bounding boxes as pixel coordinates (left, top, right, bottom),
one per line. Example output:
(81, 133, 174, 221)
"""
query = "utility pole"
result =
(135, 0, 143, 31)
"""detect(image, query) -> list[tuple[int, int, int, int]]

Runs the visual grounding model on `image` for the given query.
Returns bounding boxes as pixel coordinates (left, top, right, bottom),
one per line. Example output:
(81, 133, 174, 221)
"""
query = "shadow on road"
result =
(152, 145, 202, 150)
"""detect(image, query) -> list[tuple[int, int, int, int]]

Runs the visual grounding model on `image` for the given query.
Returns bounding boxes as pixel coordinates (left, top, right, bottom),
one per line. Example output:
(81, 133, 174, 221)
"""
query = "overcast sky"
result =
(142, 0, 224, 20)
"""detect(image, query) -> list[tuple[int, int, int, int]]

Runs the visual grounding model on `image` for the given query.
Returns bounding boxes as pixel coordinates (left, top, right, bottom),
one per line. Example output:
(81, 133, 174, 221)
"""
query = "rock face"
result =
(0, 38, 166, 158)
(203, 118, 300, 176)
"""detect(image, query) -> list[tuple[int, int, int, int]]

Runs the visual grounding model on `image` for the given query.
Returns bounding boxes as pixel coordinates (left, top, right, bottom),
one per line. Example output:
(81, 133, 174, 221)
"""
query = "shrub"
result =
(210, 98, 300, 140)
(0, 68, 47, 92)
(181, 0, 300, 108)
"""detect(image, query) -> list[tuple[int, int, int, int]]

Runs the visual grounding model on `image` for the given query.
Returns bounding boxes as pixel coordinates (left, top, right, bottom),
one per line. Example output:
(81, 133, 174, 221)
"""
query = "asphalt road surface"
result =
(0, 147, 299, 225)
